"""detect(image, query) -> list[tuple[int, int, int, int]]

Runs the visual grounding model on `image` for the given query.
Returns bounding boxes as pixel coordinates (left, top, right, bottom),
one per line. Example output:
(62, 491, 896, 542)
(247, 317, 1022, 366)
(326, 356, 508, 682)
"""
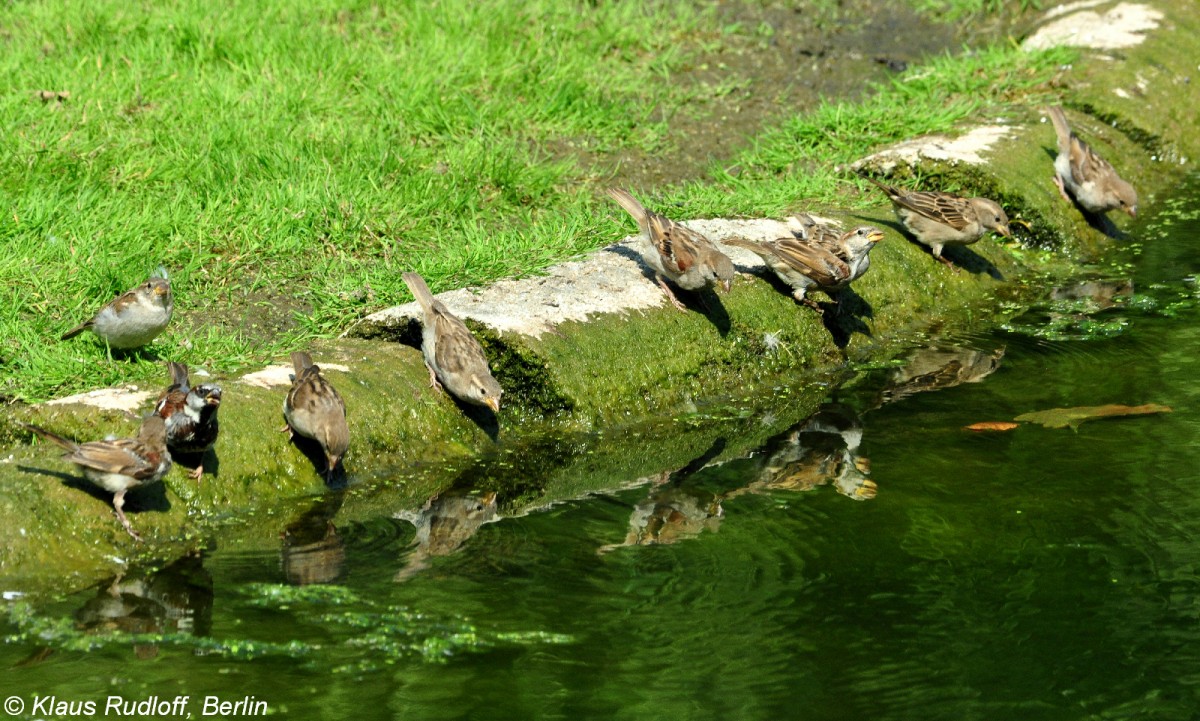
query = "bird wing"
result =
(646, 212, 704, 275)
(430, 303, 492, 379)
(891, 191, 973, 231)
(70, 439, 165, 481)
(770, 239, 852, 286)
(1068, 134, 1116, 186)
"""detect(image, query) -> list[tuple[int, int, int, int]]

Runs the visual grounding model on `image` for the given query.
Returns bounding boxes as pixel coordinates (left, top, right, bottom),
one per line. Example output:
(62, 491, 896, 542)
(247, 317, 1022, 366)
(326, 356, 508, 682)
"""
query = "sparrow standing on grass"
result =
(61, 271, 173, 349)
(23, 415, 172, 541)
(724, 224, 884, 307)
(283, 351, 349, 481)
(1046, 105, 1138, 218)
(402, 272, 502, 413)
(154, 362, 222, 480)
(607, 188, 736, 310)
(863, 176, 1010, 269)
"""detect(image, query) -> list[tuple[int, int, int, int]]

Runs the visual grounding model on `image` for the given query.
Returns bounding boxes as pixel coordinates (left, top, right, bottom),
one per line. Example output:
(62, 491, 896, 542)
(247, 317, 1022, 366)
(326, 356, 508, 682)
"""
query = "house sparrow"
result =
(282, 351, 349, 481)
(154, 362, 221, 480)
(23, 415, 172, 541)
(864, 176, 1010, 268)
(1046, 105, 1137, 217)
(607, 187, 736, 310)
(725, 225, 884, 307)
(61, 273, 173, 349)
(401, 272, 502, 413)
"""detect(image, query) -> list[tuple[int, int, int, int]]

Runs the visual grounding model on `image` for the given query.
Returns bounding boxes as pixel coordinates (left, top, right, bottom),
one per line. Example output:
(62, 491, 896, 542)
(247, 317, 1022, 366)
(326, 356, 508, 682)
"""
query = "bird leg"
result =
(112, 489, 142, 542)
(279, 423, 294, 439)
(425, 362, 443, 392)
(189, 464, 204, 481)
(1053, 173, 1071, 203)
(934, 252, 960, 273)
(656, 275, 688, 312)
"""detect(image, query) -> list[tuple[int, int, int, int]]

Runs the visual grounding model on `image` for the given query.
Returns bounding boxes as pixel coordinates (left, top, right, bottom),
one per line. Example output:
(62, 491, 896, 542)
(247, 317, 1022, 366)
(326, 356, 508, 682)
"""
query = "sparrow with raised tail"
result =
(154, 362, 221, 480)
(1046, 105, 1137, 218)
(62, 271, 173, 349)
(283, 351, 349, 481)
(23, 415, 172, 541)
(401, 272, 502, 413)
(863, 176, 1010, 268)
(607, 188, 736, 310)
(724, 225, 884, 307)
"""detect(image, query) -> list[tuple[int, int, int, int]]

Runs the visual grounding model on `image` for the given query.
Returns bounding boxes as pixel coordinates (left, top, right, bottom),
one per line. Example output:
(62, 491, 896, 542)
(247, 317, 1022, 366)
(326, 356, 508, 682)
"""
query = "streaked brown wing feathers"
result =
(647, 213, 701, 274)
(431, 308, 490, 376)
(894, 191, 972, 231)
(70, 440, 162, 480)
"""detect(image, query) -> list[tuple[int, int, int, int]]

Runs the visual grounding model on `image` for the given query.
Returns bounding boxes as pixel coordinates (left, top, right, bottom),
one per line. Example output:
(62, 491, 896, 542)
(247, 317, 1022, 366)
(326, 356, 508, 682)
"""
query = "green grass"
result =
(0, 0, 1076, 402)
(0, 0, 713, 400)
(665, 42, 1078, 218)
(910, 0, 1043, 22)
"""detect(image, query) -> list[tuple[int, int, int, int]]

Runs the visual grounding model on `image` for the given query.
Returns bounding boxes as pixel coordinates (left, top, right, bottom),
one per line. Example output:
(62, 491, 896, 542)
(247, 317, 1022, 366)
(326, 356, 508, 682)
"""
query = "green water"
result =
(2, 182, 1198, 720)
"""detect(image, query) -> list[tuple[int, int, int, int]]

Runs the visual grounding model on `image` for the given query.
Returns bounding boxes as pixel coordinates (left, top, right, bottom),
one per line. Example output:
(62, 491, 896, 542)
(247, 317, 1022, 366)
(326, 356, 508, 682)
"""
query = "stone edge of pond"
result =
(0, 0, 1194, 595)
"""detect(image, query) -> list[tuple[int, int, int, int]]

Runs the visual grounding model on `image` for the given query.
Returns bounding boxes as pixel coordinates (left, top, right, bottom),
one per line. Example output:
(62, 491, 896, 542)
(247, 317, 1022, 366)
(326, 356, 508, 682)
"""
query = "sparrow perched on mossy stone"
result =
(725, 220, 884, 307)
(283, 351, 350, 481)
(864, 176, 1010, 269)
(1046, 105, 1137, 218)
(608, 187, 736, 310)
(402, 272, 502, 414)
(24, 415, 172, 541)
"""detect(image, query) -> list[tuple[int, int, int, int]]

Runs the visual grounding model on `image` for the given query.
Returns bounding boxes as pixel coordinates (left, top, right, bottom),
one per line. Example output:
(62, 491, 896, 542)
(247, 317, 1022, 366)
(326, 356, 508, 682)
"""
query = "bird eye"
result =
(995, 216, 1002, 223)
(1119, 199, 1126, 206)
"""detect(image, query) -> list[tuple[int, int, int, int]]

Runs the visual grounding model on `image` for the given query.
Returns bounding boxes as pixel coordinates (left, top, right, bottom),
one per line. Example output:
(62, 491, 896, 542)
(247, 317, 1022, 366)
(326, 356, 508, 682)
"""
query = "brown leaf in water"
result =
(1014, 403, 1173, 430)
(963, 421, 1019, 432)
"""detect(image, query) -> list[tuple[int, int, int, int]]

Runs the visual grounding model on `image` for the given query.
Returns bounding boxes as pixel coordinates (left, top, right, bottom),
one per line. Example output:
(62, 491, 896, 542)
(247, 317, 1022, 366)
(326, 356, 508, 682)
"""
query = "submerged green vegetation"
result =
(1, 0, 1066, 401)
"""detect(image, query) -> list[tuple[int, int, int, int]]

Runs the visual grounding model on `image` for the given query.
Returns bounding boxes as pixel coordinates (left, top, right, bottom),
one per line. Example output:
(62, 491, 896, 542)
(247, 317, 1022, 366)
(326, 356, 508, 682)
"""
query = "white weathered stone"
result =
(1024, 2, 1164, 51)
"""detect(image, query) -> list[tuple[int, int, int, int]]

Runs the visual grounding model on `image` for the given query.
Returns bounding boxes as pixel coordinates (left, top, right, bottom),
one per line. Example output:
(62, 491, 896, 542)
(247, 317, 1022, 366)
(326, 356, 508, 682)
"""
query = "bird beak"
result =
(1127, 206, 1137, 219)
(154, 284, 169, 296)
(326, 455, 341, 477)
(207, 396, 221, 406)
(721, 279, 732, 293)
(997, 225, 1012, 239)
(485, 397, 501, 413)
(866, 230, 885, 243)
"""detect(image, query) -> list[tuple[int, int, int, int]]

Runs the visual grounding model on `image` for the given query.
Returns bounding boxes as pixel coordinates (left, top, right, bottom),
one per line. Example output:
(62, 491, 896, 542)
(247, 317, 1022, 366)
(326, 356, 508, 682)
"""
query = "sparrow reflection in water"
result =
(730, 404, 876, 502)
(598, 437, 726, 554)
(12, 553, 215, 664)
(394, 490, 499, 581)
(281, 493, 346, 586)
(880, 344, 1005, 405)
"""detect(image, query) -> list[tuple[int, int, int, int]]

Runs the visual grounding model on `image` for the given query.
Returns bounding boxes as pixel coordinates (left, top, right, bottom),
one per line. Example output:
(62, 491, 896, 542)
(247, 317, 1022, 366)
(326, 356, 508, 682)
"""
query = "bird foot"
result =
(657, 277, 687, 312)
(189, 465, 204, 481)
(425, 364, 444, 392)
(936, 255, 960, 273)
